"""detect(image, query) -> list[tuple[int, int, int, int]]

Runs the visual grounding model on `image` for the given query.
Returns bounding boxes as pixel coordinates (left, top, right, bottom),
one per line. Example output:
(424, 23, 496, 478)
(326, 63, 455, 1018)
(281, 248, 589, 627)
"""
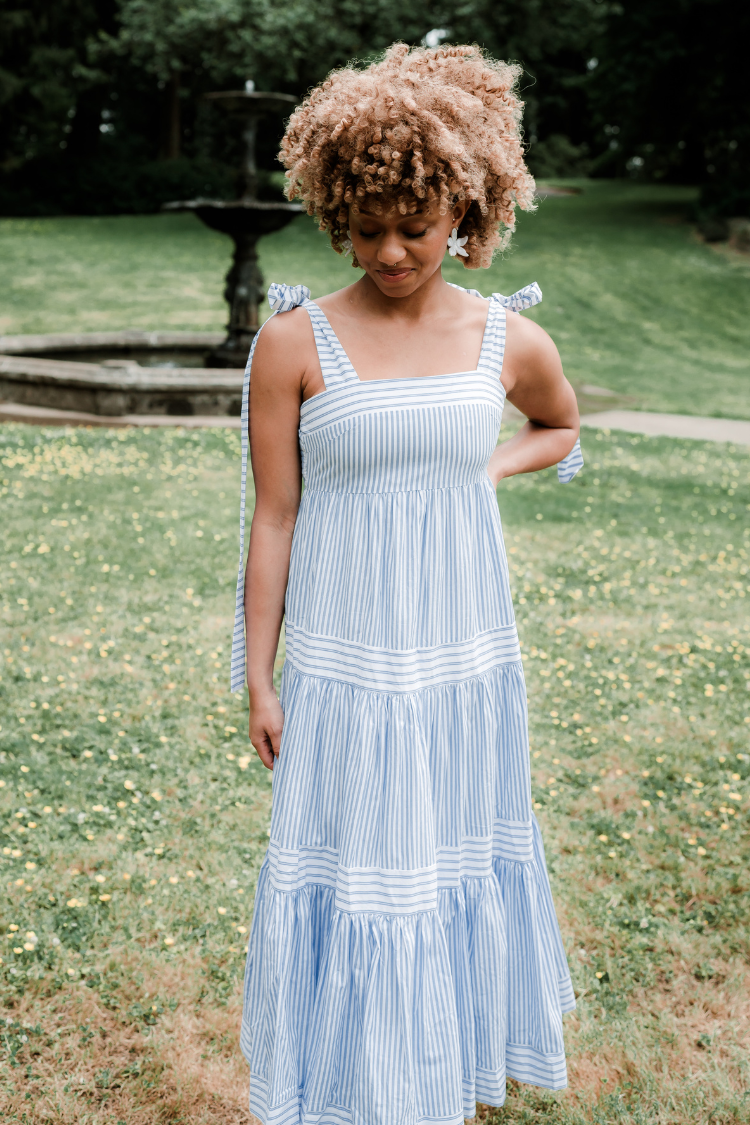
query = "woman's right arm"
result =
(244, 310, 311, 769)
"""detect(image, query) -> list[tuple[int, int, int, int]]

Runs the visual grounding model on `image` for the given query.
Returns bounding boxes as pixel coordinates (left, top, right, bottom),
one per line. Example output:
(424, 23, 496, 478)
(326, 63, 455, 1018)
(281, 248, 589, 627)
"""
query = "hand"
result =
(486, 446, 506, 488)
(249, 688, 284, 770)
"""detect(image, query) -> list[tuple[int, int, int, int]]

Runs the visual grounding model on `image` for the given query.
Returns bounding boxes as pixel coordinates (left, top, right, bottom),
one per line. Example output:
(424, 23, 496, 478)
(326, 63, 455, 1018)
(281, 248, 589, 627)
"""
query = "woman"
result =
(231, 43, 582, 1125)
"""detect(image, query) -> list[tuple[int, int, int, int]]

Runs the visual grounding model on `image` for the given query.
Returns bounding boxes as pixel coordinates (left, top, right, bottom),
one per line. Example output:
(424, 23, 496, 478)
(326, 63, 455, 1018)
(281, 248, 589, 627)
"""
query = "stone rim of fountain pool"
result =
(0, 334, 245, 417)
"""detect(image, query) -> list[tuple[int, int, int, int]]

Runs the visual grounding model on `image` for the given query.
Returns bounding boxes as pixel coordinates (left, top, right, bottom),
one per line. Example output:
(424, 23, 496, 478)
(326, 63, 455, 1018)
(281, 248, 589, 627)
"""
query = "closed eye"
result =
(356, 228, 428, 240)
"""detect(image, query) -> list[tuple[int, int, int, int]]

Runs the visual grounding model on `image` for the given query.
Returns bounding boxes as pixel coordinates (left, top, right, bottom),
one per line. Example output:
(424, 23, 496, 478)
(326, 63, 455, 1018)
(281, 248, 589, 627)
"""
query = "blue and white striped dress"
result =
(231, 281, 582, 1125)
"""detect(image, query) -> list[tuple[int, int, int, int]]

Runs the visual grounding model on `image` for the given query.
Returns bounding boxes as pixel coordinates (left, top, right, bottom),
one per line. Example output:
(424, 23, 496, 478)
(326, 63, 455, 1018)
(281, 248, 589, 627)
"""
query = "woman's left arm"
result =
(487, 310, 579, 486)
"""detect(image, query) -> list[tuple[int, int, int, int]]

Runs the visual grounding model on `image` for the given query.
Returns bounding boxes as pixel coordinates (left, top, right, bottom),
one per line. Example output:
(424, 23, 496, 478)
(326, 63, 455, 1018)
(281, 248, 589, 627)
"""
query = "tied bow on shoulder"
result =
(268, 282, 311, 312)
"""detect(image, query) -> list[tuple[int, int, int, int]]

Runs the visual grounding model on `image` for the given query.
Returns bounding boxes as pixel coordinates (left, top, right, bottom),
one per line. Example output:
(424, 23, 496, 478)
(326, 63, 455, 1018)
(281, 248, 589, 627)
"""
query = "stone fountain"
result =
(0, 83, 303, 420)
(163, 84, 304, 367)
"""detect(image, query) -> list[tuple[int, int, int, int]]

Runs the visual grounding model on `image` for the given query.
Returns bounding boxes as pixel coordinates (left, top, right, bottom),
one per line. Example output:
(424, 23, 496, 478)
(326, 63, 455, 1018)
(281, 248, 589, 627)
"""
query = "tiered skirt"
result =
(241, 660, 574, 1125)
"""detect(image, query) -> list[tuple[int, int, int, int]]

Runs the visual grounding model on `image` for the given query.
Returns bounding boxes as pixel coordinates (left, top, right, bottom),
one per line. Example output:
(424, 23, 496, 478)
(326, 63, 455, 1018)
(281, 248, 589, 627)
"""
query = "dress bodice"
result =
(230, 281, 583, 691)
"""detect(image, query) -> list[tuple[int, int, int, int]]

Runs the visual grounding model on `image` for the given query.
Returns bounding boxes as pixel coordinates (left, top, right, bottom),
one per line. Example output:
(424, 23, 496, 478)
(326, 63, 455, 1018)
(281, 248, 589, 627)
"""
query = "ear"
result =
(451, 200, 470, 227)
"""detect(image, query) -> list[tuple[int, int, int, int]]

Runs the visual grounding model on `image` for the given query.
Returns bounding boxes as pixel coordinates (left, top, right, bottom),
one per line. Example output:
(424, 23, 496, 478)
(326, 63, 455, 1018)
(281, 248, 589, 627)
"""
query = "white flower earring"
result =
(341, 237, 353, 256)
(447, 228, 468, 257)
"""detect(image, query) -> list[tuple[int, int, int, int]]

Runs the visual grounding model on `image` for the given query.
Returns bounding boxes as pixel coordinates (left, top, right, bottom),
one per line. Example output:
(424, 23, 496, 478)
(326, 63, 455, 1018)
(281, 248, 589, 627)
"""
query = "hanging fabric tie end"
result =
(557, 437, 584, 483)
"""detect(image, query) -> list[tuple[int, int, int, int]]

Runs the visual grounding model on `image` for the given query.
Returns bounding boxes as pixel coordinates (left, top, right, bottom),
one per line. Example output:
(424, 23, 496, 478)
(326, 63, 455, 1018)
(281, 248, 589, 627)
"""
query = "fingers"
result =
(269, 723, 283, 759)
(249, 722, 283, 771)
(252, 736, 275, 771)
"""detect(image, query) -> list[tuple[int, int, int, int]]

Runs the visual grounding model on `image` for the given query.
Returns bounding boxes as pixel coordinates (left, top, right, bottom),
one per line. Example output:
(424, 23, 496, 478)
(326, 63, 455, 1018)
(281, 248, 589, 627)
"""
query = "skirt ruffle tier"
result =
(241, 663, 574, 1125)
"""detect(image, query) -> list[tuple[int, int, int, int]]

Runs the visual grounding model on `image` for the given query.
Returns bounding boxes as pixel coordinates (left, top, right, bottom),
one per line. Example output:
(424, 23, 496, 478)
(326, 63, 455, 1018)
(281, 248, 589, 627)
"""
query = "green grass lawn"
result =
(1, 420, 749, 1123)
(1, 181, 749, 417)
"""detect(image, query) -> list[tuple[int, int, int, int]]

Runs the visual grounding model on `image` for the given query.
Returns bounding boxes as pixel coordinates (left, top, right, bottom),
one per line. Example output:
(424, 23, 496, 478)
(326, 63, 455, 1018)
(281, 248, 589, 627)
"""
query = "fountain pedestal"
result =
(163, 90, 303, 368)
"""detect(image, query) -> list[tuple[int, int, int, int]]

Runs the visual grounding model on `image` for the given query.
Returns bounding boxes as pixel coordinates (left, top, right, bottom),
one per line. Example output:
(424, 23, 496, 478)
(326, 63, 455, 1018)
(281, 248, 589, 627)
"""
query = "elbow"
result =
(251, 500, 300, 539)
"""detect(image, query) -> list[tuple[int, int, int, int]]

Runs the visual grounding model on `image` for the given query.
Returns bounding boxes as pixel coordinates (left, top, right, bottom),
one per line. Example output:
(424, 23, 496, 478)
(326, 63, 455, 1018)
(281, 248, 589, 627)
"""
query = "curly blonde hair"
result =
(279, 42, 535, 269)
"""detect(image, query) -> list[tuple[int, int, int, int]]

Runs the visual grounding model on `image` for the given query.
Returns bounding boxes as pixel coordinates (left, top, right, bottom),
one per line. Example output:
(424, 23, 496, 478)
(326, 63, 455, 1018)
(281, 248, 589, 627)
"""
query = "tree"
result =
(586, 0, 750, 216)
(3, 0, 746, 218)
(0, 0, 115, 172)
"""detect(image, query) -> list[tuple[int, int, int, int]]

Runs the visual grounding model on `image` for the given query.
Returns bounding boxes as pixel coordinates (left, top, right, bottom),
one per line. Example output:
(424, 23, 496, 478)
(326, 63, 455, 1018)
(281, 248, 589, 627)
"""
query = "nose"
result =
(377, 230, 407, 267)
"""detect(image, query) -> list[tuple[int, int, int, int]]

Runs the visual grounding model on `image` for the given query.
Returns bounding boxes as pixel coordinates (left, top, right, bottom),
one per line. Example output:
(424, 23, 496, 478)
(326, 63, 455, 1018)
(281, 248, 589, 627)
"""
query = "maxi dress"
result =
(230, 280, 584, 1125)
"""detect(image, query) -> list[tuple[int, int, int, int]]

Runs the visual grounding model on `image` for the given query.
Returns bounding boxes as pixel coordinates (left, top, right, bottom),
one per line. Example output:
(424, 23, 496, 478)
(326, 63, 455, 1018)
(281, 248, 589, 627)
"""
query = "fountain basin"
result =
(0, 340, 244, 417)
(0, 330, 225, 368)
(162, 197, 303, 238)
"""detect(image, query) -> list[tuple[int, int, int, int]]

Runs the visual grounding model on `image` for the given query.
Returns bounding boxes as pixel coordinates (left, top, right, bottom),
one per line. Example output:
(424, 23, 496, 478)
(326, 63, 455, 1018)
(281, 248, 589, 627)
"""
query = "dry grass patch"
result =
(1, 950, 252, 1123)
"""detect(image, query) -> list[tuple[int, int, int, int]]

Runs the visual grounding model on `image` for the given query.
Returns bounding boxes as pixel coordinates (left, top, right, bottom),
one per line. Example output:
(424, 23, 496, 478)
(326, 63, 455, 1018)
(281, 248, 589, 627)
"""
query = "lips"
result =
(378, 268, 413, 283)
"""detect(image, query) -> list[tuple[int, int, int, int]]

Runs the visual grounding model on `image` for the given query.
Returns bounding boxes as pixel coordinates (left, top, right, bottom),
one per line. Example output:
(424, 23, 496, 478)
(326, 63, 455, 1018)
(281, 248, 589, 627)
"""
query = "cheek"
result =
(421, 227, 452, 254)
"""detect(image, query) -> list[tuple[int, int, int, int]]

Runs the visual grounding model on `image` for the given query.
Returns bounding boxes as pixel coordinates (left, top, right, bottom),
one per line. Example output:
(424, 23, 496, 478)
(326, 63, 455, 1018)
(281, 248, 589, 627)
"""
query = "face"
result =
(348, 199, 469, 298)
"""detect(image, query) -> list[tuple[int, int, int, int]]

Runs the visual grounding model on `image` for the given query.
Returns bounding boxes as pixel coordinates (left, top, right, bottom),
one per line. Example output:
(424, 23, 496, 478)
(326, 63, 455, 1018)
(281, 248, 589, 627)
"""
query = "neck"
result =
(348, 264, 452, 320)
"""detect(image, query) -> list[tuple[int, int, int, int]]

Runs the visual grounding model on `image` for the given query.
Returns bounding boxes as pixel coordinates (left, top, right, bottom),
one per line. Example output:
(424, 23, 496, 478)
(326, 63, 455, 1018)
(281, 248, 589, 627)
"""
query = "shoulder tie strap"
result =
(230, 282, 310, 693)
(455, 280, 582, 483)
(491, 281, 542, 312)
(491, 283, 582, 481)
(268, 282, 311, 312)
(302, 303, 358, 388)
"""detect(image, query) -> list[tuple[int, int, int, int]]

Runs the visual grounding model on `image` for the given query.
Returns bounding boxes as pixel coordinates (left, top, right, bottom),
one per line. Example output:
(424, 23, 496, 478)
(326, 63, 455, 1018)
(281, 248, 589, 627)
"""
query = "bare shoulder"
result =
(253, 307, 313, 361)
(250, 307, 317, 393)
(503, 309, 562, 390)
(505, 308, 559, 362)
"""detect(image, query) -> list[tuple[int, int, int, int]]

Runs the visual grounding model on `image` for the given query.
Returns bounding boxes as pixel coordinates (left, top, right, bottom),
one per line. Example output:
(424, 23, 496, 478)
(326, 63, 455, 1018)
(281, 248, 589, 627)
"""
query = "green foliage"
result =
(101, 0, 251, 84)
(585, 0, 750, 217)
(0, 0, 113, 170)
(0, 153, 237, 217)
(436, 0, 605, 167)
(2, 0, 747, 219)
(528, 134, 591, 179)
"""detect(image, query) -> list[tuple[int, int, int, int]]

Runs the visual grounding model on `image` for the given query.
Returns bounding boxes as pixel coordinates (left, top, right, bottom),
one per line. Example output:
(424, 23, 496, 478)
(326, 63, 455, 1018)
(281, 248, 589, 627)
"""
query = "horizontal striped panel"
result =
(251, 1068, 468, 1124)
(267, 841, 339, 893)
(493, 818, 534, 863)
(284, 622, 521, 693)
(249, 1075, 302, 1125)
(267, 842, 439, 912)
(302, 1103, 362, 1125)
(436, 837, 492, 885)
(303, 1106, 353, 1125)
(335, 863, 438, 914)
(505, 1043, 568, 1090)
(299, 371, 504, 435)
(267, 831, 534, 904)
(474, 1065, 507, 1107)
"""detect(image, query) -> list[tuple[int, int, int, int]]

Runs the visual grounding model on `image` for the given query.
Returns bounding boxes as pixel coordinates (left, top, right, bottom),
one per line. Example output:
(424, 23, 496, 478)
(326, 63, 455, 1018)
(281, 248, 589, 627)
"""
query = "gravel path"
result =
(579, 409, 750, 446)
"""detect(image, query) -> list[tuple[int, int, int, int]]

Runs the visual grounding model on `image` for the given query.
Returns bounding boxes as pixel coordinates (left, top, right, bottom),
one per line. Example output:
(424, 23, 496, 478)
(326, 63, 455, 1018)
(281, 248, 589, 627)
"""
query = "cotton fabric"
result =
(232, 282, 581, 1125)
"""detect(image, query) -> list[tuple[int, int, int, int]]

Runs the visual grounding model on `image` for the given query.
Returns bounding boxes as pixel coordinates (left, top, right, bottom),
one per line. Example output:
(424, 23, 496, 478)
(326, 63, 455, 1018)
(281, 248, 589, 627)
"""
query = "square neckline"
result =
(305, 292, 500, 389)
